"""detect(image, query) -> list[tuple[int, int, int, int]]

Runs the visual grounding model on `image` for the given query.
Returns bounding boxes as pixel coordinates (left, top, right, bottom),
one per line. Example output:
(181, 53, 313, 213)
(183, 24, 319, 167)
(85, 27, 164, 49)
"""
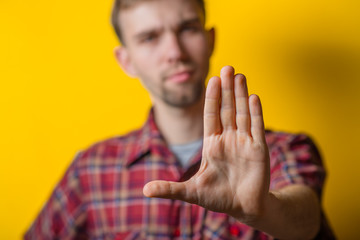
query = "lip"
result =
(167, 71, 193, 83)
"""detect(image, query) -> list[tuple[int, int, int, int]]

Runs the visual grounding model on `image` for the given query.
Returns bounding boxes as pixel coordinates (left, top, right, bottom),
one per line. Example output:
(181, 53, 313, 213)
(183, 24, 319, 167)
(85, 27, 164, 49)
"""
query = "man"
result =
(25, 0, 335, 239)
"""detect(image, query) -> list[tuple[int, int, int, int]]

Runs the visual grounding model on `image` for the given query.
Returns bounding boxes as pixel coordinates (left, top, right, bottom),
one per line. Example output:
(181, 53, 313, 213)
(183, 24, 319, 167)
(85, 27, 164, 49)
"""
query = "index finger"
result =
(204, 76, 221, 137)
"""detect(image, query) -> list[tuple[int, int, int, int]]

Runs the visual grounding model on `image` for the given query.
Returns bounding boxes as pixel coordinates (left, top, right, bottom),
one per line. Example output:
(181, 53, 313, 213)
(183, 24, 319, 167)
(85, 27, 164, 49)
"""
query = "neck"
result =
(152, 94, 205, 145)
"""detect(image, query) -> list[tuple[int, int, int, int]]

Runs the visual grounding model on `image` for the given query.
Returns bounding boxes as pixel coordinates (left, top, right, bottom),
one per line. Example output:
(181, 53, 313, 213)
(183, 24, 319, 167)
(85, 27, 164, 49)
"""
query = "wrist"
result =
(239, 186, 321, 240)
(230, 192, 274, 228)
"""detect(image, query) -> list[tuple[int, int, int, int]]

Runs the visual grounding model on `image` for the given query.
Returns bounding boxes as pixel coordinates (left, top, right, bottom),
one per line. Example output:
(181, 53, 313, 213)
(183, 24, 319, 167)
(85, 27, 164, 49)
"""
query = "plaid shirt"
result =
(25, 109, 335, 240)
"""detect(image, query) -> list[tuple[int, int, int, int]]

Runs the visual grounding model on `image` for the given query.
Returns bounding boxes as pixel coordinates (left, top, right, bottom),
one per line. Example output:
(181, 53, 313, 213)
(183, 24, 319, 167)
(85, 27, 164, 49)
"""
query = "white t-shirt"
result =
(170, 139, 203, 167)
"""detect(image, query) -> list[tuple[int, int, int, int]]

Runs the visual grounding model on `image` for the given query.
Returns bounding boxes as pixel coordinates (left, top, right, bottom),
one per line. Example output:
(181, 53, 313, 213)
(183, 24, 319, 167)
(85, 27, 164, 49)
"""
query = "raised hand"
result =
(143, 66, 270, 223)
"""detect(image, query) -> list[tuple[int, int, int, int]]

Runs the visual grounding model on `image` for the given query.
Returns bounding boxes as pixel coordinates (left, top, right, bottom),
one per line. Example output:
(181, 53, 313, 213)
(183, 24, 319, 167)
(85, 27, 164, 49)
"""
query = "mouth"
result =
(166, 70, 193, 83)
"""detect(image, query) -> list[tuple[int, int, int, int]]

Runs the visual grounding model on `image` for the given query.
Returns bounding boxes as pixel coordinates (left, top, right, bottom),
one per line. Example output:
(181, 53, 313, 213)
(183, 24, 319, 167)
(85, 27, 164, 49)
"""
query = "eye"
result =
(181, 25, 200, 33)
(139, 33, 158, 44)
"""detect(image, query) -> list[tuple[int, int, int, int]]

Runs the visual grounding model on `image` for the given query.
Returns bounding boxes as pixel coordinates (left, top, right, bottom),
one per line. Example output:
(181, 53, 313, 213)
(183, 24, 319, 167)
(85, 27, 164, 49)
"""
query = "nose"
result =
(163, 32, 186, 63)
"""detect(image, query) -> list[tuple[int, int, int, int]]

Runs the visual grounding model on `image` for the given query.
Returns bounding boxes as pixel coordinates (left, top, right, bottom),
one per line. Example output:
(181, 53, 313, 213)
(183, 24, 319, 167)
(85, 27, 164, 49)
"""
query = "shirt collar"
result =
(125, 108, 163, 167)
(125, 108, 203, 171)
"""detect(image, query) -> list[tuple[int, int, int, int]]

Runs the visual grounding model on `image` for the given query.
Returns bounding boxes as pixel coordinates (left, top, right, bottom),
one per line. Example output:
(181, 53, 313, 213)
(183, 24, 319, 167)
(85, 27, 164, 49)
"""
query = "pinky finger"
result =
(249, 94, 265, 142)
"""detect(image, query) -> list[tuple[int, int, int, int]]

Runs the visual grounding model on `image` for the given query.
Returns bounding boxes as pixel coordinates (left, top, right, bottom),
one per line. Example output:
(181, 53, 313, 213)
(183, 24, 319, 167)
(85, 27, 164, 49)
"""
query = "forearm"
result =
(238, 184, 321, 240)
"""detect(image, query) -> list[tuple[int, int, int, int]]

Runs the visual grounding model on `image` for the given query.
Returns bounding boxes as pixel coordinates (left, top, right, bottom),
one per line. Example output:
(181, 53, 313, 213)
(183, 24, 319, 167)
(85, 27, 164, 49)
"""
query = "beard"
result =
(160, 78, 204, 108)
(137, 61, 209, 108)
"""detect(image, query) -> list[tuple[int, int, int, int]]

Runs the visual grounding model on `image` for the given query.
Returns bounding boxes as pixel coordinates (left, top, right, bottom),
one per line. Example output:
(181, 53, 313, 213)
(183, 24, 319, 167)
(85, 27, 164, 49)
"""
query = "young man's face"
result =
(115, 0, 214, 108)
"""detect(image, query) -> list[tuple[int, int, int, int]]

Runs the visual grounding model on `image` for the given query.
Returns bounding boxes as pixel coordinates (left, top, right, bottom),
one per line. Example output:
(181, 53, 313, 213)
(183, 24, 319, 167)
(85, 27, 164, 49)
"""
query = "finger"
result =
(220, 66, 236, 130)
(234, 74, 250, 134)
(143, 180, 196, 203)
(204, 76, 221, 137)
(249, 94, 266, 142)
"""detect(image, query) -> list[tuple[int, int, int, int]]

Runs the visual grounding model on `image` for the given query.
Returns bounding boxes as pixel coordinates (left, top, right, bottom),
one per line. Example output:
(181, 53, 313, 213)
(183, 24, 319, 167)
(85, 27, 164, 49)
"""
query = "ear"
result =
(113, 46, 138, 77)
(207, 27, 216, 57)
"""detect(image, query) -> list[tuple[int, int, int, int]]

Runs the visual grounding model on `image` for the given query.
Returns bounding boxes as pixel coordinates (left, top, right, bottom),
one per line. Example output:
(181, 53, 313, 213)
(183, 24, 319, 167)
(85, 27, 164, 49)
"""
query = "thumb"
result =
(143, 180, 196, 203)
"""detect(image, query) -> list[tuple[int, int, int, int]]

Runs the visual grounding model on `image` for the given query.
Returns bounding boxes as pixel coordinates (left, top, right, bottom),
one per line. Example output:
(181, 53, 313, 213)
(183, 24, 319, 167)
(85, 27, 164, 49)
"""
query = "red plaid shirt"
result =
(25, 110, 335, 239)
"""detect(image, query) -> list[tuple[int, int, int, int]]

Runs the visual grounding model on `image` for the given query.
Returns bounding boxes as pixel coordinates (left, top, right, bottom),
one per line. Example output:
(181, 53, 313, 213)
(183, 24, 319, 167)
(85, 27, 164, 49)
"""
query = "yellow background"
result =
(1, 0, 359, 239)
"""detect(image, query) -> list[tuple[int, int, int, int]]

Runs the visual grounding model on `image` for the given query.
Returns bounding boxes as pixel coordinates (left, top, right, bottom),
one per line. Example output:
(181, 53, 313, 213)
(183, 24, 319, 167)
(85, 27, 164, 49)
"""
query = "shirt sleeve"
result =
(24, 153, 88, 240)
(269, 133, 326, 197)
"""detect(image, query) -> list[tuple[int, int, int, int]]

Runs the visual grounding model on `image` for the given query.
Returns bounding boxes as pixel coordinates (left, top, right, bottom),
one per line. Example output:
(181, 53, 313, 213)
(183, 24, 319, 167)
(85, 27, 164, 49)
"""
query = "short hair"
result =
(111, 0, 206, 44)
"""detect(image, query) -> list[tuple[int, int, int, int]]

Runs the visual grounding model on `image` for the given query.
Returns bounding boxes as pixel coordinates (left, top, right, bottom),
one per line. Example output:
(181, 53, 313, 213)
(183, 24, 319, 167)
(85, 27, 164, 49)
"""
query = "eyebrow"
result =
(133, 17, 203, 40)
(179, 17, 203, 27)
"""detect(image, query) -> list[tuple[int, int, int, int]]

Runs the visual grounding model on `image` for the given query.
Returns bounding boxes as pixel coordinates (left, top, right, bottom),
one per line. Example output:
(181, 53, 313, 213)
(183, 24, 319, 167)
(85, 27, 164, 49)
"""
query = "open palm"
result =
(143, 66, 270, 222)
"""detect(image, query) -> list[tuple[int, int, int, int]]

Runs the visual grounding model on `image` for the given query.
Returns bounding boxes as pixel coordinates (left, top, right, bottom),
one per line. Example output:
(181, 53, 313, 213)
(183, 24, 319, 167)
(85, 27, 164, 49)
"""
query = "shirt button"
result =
(229, 225, 240, 236)
(174, 228, 180, 237)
